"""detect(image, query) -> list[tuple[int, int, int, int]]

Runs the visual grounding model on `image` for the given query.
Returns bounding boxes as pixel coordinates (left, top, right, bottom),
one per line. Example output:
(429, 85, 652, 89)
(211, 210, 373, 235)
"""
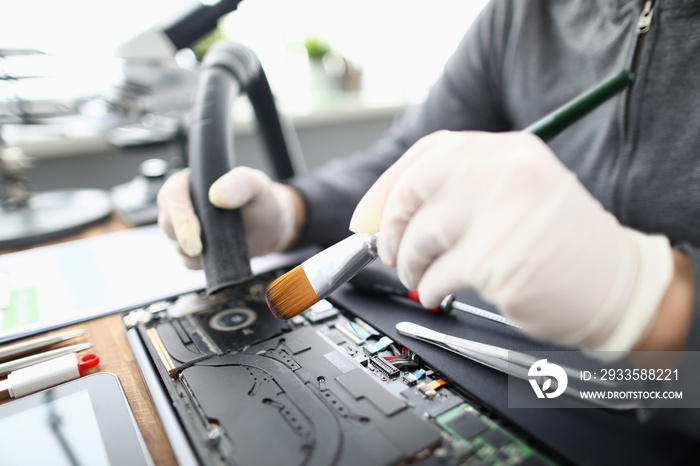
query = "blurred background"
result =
(0, 0, 486, 246)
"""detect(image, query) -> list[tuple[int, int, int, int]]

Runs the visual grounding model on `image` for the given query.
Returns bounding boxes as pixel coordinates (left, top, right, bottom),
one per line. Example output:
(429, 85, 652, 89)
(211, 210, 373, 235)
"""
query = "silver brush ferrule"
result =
(302, 233, 379, 298)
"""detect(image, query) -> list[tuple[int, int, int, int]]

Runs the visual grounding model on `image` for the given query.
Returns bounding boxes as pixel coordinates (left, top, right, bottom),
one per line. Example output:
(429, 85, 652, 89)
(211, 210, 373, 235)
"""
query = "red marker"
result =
(0, 353, 100, 398)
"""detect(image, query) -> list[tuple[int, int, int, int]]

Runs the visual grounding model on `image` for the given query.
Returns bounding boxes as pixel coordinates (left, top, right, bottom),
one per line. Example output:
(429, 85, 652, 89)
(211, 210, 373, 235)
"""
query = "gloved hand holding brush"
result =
(350, 130, 691, 354)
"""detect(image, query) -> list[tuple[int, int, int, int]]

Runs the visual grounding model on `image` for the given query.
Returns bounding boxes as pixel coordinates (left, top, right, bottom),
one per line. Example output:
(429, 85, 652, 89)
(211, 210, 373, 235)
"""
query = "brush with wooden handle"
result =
(265, 70, 634, 320)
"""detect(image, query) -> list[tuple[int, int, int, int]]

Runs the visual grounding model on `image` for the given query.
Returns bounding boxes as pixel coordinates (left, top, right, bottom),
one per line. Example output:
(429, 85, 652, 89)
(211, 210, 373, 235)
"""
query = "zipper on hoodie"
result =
(625, 0, 656, 127)
(632, 0, 656, 74)
(617, 0, 656, 220)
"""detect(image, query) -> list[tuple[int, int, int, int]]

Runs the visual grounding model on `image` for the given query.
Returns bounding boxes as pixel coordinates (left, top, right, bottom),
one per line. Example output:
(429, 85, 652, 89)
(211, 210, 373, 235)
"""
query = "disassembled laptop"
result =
(123, 267, 559, 466)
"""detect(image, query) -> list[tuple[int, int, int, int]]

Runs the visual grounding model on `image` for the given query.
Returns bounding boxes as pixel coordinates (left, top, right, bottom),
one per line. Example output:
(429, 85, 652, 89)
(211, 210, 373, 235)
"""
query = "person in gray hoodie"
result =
(158, 0, 700, 436)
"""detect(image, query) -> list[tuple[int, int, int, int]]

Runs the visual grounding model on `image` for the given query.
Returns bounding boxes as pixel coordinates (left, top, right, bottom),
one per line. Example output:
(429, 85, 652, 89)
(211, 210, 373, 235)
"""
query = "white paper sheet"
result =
(0, 224, 314, 344)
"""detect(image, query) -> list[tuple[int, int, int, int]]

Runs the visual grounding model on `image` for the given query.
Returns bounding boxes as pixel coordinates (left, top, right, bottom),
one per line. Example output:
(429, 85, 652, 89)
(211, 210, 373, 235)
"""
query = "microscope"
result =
(1, 0, 303, 247)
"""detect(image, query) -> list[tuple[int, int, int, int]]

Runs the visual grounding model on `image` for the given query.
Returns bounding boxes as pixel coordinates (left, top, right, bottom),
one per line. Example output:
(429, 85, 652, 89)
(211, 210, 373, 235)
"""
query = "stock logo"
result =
(528, 359, 568, 399)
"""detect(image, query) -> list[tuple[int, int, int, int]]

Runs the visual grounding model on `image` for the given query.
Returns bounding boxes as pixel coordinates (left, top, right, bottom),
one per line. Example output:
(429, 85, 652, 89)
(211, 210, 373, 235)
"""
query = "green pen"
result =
(524, 70, 635, 142)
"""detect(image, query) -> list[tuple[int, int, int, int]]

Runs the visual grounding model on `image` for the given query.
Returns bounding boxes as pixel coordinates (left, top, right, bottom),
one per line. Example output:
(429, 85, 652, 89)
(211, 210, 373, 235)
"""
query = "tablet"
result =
(0, 372, 153, 466)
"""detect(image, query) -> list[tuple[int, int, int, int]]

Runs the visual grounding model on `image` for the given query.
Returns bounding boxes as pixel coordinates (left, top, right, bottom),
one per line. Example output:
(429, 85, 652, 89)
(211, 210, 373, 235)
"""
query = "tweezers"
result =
(396, 321, 638, 410)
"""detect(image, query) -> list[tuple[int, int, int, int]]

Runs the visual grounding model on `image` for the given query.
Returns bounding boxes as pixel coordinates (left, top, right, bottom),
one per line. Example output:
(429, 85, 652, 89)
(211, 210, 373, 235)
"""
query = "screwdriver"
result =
(348, 264, 521, 329)
(438, 295, 521, 329)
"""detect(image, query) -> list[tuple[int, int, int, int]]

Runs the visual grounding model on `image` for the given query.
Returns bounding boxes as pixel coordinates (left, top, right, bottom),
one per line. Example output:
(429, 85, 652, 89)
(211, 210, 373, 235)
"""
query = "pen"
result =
(0, 329, 86, 361)
(0, 352, 100, 399)
(0, 342, 94, 376)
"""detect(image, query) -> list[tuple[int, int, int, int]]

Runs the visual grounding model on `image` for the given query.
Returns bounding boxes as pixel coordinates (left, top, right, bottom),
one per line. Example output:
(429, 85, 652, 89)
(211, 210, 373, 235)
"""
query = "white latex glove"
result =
(350, 130, 674, 353)
(157, 166, 297, 269)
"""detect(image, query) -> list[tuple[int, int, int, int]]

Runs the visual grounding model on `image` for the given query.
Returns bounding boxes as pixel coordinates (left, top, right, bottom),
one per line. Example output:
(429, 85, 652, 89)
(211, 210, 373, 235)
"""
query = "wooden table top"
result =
(0, 216, 178, 465)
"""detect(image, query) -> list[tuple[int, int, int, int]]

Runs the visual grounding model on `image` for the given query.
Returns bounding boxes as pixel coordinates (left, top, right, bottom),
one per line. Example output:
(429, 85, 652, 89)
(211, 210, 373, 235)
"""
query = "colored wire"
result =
(402, 347, 418, 360)
(389, 359, 409, 365)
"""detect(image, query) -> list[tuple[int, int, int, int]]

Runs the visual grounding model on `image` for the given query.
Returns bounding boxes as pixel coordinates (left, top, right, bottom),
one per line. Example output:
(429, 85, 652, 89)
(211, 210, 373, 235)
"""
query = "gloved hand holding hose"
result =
(157, 166, 304, 269)
(350, 130, 692, 355)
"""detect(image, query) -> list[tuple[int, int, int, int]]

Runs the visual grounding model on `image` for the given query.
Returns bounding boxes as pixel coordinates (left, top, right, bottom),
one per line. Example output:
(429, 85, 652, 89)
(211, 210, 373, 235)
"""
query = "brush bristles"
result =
(266, 265, 320, 320)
